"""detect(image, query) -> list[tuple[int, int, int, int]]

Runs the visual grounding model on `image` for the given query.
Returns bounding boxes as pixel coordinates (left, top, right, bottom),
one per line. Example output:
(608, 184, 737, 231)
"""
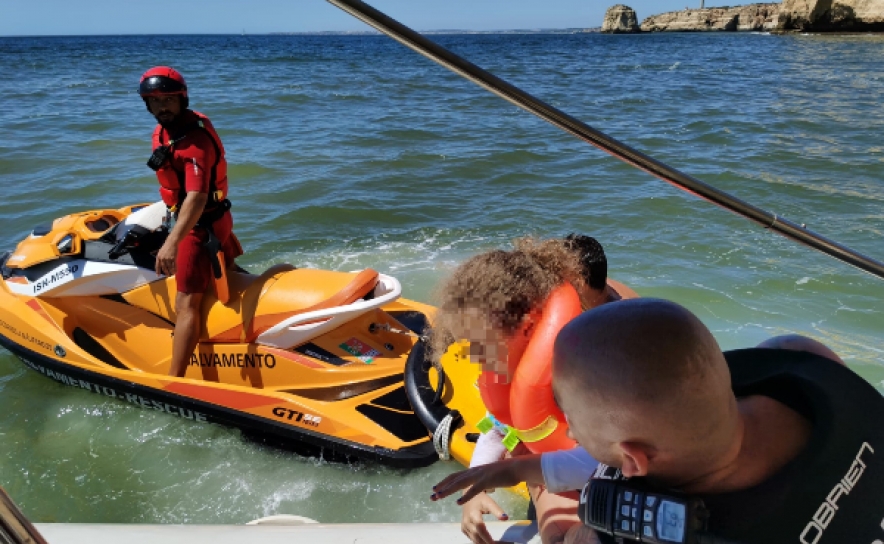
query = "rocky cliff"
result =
(640, 3, 780, 32)
(608, 1, 884, 32)
(778, 0, 884, 30)
(602, 5, 641, 33)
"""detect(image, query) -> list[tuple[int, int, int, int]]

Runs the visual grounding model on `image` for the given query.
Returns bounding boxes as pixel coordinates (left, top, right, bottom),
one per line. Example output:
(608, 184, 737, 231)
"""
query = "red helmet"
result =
(139, 66, 188, 109)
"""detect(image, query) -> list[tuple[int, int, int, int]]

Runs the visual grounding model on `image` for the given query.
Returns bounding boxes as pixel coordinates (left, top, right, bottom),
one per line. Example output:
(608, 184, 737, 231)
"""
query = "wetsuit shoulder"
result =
(702, 348, 884, 543)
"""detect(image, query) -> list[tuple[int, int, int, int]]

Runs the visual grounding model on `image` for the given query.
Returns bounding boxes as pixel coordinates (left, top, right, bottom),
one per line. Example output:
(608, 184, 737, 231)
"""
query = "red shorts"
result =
(175, 212, 240, 294)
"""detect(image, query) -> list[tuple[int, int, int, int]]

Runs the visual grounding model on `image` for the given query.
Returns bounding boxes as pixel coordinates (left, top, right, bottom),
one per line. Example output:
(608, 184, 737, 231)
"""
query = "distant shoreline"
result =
(269, 28, 601, 35)
(0, 29, 602, 39)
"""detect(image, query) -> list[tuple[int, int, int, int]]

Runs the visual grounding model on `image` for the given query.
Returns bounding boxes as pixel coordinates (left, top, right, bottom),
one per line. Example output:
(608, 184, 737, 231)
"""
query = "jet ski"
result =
(0, 202, 485, 468)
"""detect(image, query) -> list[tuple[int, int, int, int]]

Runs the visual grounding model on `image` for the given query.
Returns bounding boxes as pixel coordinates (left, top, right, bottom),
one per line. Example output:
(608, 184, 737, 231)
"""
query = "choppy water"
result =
(1, 31, 883, 524)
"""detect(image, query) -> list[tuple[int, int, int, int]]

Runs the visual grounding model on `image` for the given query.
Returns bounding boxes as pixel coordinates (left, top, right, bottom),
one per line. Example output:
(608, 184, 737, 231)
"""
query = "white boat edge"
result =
(34, 521, 540, 544)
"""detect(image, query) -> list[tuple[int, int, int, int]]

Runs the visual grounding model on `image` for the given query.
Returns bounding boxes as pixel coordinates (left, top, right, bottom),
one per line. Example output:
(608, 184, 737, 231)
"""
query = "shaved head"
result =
(552, 299, 738, 483)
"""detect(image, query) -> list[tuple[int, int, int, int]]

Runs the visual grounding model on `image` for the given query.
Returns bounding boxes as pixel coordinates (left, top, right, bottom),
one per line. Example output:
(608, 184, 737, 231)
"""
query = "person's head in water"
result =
(552, 298, 738, 486)
(429, 238, 586, 378)
(139, 66, 189, 129)
(562, 233, 609, 306)
(563, 233, 607, 292)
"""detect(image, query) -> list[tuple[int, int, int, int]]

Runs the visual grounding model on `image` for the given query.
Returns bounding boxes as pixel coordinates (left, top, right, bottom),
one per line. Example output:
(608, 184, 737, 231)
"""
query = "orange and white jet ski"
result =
(0, 202, 483, 468)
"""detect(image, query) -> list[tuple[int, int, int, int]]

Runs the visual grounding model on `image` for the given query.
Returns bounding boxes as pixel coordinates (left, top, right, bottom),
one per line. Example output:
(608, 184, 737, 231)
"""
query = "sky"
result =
(0, 0, 741, 36)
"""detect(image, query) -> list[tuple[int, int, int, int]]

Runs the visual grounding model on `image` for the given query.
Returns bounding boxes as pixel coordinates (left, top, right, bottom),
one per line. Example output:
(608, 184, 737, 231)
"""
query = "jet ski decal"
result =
(19, 356, 209, 421)
(0, 318, 54, 353)
(340, 337, 381, 364)
(188, 352, 277, 369)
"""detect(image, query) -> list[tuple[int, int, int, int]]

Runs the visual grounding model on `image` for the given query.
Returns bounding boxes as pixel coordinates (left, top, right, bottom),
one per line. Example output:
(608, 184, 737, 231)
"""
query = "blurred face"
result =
(456, 309, 512, 378)
(454, 308, 537, 384)
(147, 95, 182, 127)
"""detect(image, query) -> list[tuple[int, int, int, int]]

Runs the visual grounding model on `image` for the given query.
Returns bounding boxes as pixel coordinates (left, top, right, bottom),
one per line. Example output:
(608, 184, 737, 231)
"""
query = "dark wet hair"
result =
(564, 233, 607, 291)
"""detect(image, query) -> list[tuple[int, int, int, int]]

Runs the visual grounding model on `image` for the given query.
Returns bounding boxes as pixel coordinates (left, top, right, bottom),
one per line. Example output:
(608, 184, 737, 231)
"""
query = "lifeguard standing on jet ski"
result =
(139, 66, 242, 378)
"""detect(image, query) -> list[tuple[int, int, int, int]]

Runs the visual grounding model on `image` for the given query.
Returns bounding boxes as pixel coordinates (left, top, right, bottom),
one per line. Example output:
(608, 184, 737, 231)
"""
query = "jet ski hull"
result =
(0, 204, 462, 468)
(0, 310, 438, 468)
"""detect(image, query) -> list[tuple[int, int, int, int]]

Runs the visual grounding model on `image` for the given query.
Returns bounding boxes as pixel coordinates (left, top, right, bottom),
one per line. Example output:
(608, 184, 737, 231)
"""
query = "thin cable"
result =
(326, 0, 884, 281)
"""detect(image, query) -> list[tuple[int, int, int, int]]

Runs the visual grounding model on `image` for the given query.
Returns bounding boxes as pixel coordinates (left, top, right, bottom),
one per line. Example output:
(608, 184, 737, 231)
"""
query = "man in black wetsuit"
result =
(551, 299, 884, 544)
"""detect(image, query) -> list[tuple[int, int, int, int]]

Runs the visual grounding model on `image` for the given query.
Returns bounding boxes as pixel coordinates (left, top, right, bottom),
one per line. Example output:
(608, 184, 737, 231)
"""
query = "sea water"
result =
(0, 32, 883, 523)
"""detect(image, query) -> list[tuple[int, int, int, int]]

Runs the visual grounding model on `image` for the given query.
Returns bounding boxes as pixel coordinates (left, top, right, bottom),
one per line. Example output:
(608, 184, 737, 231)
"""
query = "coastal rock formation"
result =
(779, 0, 884, 30)
(602, 5, 641, 33)
(640, 3, 779, 32)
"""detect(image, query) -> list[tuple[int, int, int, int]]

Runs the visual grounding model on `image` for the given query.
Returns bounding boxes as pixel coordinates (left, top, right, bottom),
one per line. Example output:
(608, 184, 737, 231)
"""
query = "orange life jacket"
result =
(477, 283, 582, 454)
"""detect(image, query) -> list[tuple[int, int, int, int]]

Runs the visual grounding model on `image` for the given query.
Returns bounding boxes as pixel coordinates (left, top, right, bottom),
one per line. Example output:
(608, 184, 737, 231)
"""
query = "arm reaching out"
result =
(431, 455, 544, 504)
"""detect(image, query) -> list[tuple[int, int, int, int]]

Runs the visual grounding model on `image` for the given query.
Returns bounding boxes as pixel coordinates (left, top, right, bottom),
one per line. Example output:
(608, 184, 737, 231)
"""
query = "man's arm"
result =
(433, 446, 600, 503)
(155, 191, 208, 276)
(155, 133, 215, 275)
(542, 447, 600, 493)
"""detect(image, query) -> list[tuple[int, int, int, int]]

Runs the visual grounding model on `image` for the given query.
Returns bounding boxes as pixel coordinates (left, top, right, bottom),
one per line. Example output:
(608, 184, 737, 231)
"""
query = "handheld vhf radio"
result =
(578, 478, 713, 544)
(147, 145, 172, 171)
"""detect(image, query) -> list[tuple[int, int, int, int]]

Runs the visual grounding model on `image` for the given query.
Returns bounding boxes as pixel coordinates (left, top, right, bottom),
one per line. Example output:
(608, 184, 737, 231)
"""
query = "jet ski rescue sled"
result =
(0, 202, 485, 468)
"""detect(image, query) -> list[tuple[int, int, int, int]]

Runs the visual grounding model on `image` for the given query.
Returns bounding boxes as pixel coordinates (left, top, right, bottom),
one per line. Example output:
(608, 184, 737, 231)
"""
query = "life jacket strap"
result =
(511, 415, 559, 446)
(475, 414, 560, 452)
(476, 416, 497, 434)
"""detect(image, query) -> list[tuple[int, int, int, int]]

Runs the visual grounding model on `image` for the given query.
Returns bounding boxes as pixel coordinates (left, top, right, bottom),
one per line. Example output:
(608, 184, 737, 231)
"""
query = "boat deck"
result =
(35, 522, 539, 544)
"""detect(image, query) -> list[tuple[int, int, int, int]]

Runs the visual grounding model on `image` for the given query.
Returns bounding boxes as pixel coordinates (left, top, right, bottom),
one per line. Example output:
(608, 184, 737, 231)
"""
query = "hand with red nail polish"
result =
(459, 490, 508, 544)
(431, 456, 546, 544)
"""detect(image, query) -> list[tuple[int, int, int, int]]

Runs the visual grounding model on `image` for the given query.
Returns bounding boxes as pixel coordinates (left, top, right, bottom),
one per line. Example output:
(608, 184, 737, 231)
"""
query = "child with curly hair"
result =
(429, 235, 637, 544)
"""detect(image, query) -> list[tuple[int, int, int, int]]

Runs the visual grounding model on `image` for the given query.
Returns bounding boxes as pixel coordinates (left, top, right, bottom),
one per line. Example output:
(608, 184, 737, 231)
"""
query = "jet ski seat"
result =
(122, 266, 380, 345)
(204, 267, 380, 343)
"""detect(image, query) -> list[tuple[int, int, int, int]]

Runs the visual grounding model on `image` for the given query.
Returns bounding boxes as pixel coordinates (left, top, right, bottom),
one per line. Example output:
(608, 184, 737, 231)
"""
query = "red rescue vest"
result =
(152, 110, 228, 211)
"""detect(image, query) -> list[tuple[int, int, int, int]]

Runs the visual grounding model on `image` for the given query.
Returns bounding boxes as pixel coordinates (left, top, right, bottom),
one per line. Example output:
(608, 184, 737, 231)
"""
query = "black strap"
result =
(159, 123, 200, 147)
(203, 229, 224, 280)
(197, 199, 232, 228)
(195, 199, 232, 280)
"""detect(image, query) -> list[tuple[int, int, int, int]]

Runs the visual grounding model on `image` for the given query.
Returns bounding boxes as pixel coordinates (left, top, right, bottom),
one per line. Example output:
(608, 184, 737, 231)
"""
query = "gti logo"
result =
(272, 407, 322, 427)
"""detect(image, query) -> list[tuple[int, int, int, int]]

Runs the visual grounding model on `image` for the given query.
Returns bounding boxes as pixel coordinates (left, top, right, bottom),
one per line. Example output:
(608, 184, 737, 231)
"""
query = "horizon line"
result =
(0, 28, 602, 38)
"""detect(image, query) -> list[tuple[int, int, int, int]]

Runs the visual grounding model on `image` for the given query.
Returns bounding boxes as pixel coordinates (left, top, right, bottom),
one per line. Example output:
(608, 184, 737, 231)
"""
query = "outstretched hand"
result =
(431, 455, 542, 504)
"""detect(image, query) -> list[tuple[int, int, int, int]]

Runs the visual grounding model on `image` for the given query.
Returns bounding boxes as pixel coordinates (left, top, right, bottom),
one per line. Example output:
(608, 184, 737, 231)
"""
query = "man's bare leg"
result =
(169, 292, 203, 377)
